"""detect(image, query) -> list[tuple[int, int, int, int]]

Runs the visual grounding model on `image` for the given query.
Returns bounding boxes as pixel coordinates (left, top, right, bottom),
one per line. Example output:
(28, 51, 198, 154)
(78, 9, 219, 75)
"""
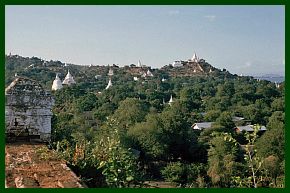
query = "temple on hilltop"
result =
(172, 52, 205, 68)
(51, 73, 63, 91)
(62, 70, 76, 85)
(141, 69, 154, 78)
(190, 53, 200, 63)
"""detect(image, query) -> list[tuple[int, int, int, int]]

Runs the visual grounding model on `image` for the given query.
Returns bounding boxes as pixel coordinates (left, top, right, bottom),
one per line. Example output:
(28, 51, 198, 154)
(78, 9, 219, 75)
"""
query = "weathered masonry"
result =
(5, 77, 54, 142)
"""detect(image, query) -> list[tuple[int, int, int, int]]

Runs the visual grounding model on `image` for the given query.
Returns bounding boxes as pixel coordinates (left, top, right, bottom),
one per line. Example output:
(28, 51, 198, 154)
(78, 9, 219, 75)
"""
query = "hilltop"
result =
(5, 54, 236, 91)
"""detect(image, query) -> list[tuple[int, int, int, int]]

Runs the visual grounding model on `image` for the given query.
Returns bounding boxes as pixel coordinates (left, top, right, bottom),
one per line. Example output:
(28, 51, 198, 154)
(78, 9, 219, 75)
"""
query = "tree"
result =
(75, 93, 98, 112)
(271, 97, 284, 112)
(254, 111, 285, 163)
(127, 113, 165, 160)
(93, 125, 143, 188)
(204, 110, 221, 122)
(207, 133, 240, 187)
(159, 101, 198, 161)
(215, 111, 235, 132)
(112, 98, 148, 133)
(94, 102, 116, 122)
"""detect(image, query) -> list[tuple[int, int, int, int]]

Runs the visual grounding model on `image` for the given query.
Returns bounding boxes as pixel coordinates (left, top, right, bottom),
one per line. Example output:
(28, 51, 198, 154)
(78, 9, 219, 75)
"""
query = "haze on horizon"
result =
(5, 5, 285, 76)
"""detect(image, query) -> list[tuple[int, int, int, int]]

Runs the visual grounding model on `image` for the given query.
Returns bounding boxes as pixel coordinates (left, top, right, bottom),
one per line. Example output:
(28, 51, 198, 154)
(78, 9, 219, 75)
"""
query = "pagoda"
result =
(62, 70, 76, 85)
(52, 73, 63, 91)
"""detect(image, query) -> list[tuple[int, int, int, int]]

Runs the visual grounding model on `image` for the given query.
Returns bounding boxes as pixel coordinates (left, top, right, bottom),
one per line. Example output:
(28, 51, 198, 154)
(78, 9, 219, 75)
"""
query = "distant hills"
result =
(254, 74, 284, 83)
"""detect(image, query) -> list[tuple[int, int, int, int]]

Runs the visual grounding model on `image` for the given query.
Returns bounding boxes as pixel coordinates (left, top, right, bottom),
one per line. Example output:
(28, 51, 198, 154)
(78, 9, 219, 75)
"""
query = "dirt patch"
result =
(143, 181, 177, 188)
(5, 142, 85, 188)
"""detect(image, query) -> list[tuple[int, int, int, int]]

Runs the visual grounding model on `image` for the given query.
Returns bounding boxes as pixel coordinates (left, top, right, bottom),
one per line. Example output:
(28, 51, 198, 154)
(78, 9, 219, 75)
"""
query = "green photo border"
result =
(1, 0, 287, 193)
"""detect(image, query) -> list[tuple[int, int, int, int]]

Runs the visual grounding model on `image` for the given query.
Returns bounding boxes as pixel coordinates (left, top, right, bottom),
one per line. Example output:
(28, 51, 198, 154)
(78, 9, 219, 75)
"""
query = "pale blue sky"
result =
(5, 5, 285, 76)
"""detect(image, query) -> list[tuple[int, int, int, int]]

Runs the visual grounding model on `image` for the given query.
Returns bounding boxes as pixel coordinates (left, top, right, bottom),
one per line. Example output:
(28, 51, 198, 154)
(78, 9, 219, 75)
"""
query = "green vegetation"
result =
(5, 54, 285, 188)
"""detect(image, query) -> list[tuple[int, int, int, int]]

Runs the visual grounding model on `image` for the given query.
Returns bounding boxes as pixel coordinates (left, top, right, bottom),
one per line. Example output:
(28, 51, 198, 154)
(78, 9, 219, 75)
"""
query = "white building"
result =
(146, 69, 154, 77)
(105, 78, 112, 90)
(168, 95, 173, 105)
(108, 68, 114, 76)
(51, 73, 63, 91)
(191, 52, 200, 63)
(172, 61, 183, 67)
(62, 70, 76, 85)
(137, 60, 142, 67)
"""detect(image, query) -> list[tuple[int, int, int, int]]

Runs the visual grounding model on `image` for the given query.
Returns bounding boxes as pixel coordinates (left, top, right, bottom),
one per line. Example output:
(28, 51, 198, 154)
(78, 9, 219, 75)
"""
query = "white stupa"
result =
(191, 52, 200, 63)
(168, 95, 173, 105)
(146, 69, 154, 77)
(137, 60, 142, 67)
(108, 68, 114, 76)
(52, 73, 63, 91)
(133, 77, 139, 81)
(62, 70, 76, 85)
(105, 78, 112, 90)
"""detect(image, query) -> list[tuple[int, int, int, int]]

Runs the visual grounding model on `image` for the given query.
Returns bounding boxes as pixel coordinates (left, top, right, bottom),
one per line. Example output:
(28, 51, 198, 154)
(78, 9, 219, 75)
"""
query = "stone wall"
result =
(5, 77, 54, 142)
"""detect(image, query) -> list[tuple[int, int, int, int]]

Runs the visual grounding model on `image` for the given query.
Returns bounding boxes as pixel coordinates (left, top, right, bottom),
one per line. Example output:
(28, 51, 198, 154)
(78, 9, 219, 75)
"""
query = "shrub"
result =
(161, 162, 186, 184)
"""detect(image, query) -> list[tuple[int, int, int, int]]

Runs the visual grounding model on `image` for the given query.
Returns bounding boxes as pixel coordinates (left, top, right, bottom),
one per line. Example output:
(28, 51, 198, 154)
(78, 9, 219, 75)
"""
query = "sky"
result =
(5, 5, 285, 76)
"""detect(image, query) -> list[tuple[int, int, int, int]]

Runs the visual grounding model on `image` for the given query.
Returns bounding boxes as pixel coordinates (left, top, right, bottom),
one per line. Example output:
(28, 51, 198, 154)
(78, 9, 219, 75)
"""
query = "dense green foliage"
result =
(5, 55, 285, 188)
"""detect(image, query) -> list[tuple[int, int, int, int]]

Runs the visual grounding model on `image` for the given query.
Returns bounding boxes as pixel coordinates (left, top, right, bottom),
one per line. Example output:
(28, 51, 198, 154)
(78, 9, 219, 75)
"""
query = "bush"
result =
(161, 162, 186, 184)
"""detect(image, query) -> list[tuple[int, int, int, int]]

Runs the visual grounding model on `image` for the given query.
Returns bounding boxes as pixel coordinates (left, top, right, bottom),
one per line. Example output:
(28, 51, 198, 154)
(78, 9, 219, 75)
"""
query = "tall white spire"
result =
(52, 73, 63, 91)
(105, 78, 112, 90)
(192, 52, 199, 63)
(62, 70, 76, 85)
(168, 95, 173, 105)
(137, 60, 142, 67)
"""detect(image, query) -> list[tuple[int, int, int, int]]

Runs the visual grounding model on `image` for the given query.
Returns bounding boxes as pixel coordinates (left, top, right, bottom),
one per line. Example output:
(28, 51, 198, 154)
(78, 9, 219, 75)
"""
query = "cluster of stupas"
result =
(134, 59, 154, 78)
(51, 70, 76, 91)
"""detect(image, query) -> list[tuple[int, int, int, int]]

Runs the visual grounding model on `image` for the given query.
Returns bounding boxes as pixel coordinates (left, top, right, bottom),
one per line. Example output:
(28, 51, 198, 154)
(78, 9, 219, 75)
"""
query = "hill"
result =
(5, 54, 285, 188)
(5, 54, 236, 91)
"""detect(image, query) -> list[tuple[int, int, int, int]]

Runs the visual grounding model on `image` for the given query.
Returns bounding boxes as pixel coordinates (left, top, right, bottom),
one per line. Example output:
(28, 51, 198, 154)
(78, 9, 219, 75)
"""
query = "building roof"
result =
(236, 125, 267, 132)
(5, 76, 46, 96)
(232, 116, 245, 122)
(192, 122, 213, 130)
